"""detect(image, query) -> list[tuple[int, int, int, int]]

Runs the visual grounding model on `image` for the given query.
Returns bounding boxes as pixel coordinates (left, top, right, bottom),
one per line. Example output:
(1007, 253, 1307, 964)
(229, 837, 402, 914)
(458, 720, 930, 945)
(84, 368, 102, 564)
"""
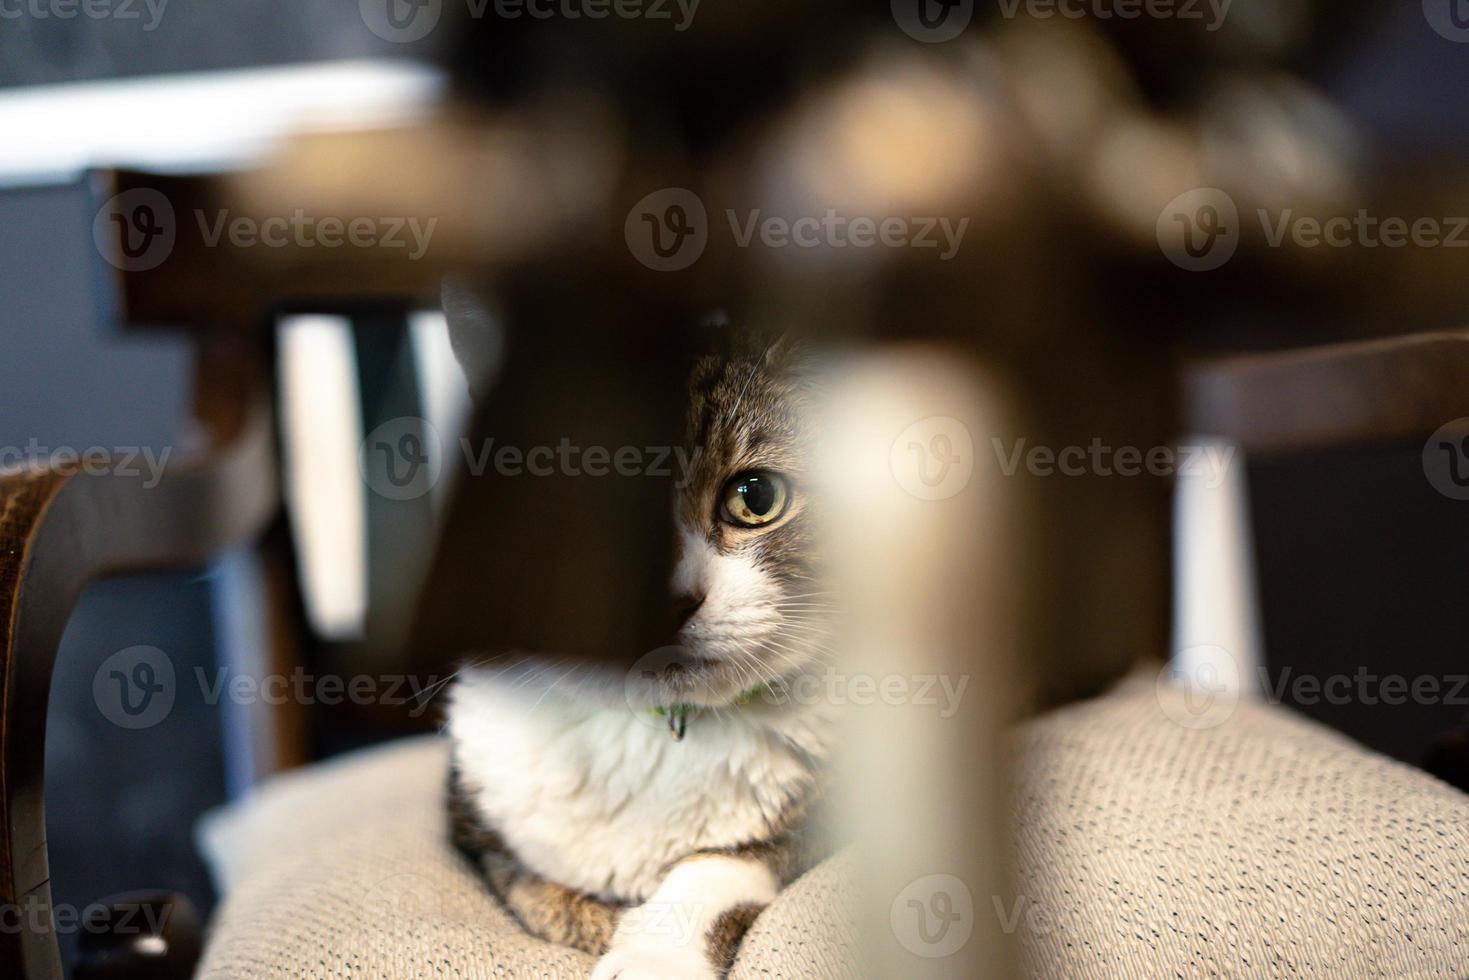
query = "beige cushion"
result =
(196, 737, 857, 979)
(1014, 674, 1469, 978)
(198, 675, 1469, 978)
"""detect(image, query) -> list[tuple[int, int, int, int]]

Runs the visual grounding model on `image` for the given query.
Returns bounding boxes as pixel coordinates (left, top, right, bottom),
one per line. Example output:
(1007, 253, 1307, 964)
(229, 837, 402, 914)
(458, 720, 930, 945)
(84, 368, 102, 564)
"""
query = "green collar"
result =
(651, 682, 774, 741)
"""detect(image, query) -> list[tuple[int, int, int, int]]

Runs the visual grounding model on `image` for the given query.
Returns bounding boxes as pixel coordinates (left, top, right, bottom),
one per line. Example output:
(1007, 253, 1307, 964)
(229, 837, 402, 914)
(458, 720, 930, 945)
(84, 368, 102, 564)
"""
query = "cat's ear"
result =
(696, 312, 796, 365)
(441, 275, 503, 402)
(762, 332, 794, 365)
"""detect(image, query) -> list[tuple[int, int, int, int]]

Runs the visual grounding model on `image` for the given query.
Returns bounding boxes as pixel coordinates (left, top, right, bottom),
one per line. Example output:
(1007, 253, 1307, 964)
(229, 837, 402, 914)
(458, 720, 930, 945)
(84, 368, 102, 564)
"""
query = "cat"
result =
(442, 284, 838, 979)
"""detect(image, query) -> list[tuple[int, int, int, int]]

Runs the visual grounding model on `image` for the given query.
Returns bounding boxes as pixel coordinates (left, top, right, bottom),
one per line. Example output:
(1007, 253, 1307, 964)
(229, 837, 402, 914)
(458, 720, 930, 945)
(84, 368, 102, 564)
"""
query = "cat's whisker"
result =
(750, 640, 812, 673)
(772, 615, 834, 626)
(765, 638, 839, 665)
(724, 643, 797, 690)
(510, 658, 576, 696)
(757, 656, 806, 683)
(419, 652, 539, 709)
(527, 661, 590, 714)
(771, 625, 834, 638)
(728, 657, 766, 694)
(765, 632, 834, 654)
(771, 620, 835, 631)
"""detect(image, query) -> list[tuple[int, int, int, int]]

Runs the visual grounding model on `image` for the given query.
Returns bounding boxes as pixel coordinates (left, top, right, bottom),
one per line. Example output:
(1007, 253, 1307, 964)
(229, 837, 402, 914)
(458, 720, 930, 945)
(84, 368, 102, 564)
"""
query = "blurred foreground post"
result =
(823, 348, 1023, 977)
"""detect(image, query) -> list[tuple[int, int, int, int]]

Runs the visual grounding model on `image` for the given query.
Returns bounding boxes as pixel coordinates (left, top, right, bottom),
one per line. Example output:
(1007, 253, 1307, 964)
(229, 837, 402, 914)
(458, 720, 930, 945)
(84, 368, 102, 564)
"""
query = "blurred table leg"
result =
(823, 347, 1022, 979)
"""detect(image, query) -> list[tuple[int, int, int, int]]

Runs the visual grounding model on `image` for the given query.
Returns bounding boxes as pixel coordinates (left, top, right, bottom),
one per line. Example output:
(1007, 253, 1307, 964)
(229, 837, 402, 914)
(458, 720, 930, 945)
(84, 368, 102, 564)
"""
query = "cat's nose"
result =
(672, 593, 706, 630)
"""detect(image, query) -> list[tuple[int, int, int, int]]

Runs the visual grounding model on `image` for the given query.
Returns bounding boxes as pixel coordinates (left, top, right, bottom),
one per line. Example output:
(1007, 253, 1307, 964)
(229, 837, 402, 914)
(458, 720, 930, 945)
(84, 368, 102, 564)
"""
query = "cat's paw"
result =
(589, 944, 718, 980)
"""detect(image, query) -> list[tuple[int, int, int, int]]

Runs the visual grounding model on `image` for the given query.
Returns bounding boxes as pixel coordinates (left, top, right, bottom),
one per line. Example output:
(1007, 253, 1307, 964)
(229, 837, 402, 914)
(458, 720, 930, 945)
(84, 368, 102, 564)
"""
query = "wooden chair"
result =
(0, 354, 276, 978)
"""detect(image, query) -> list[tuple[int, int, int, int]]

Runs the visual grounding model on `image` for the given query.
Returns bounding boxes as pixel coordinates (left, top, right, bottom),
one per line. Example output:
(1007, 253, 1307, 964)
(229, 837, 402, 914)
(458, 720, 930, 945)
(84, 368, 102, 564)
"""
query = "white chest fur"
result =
(448, 667, 833, 902)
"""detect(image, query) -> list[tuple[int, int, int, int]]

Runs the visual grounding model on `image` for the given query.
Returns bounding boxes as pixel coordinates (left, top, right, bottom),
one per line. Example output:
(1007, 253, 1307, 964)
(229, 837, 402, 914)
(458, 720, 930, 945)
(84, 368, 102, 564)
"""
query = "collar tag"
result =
(652, 682, 774, 742)
(667, 704, 689, 741)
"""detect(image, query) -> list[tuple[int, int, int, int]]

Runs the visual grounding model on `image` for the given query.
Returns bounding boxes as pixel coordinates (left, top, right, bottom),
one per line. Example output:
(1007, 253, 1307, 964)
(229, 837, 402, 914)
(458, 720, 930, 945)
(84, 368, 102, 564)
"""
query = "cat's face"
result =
(441, 280, 829, 712)
(649, 335, 831, 708)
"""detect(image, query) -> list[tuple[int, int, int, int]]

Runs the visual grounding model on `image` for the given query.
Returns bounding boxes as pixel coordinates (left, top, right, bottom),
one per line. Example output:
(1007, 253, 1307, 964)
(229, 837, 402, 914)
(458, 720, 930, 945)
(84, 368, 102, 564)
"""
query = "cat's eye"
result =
(721, 472, 791, 528)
